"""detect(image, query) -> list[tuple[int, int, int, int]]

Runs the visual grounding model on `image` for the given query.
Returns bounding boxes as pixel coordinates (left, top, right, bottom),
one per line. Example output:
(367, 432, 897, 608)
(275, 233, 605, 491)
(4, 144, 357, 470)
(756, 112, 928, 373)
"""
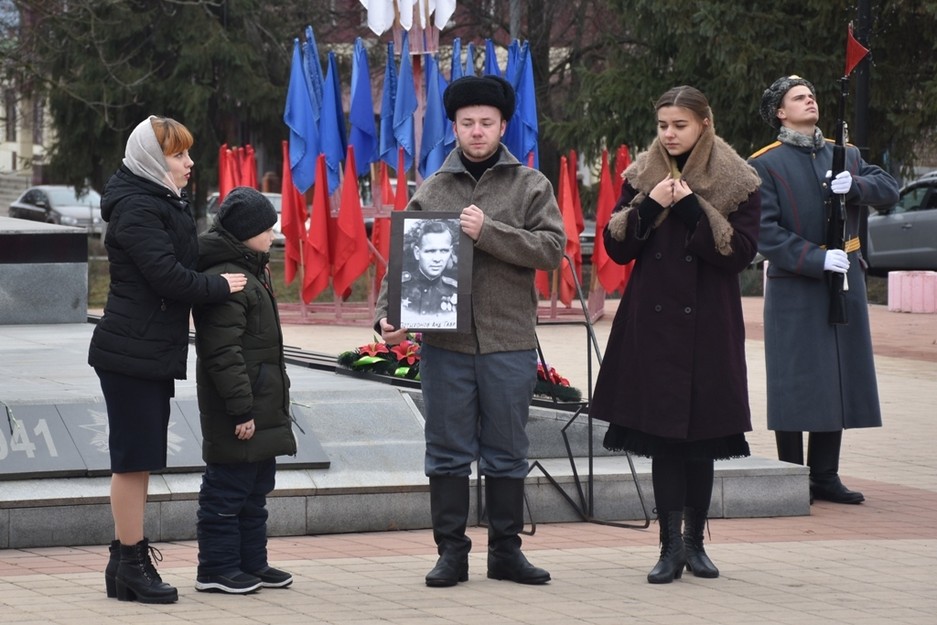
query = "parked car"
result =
(205, 191, 285, 246)
(8, 185, 105, 235)
(580, 219, 597, 264)
(866, 171, 937, 275)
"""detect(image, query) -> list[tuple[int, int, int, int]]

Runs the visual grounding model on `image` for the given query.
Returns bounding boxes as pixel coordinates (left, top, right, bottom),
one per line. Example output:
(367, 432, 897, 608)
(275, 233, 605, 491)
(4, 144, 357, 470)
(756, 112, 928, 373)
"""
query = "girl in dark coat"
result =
(89, 116, 246, 603)
(590, 86, 762, 584)
(192, 187, 297, 594)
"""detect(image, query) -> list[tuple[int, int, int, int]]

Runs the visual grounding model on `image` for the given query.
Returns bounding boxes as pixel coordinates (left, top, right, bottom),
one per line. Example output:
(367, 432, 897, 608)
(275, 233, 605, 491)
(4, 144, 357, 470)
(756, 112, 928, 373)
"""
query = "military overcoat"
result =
(749, 138, 898, 431)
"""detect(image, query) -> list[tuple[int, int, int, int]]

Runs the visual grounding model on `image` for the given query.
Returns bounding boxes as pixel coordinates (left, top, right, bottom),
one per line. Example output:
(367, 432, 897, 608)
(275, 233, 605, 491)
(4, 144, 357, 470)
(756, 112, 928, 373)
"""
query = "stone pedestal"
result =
(0, 216, 88, 324)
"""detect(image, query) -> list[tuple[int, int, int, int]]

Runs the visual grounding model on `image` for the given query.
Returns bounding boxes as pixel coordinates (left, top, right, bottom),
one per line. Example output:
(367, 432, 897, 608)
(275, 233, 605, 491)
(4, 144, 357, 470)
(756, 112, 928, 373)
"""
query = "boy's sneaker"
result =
(248, 566, 293, 588)
(195, 571, 262, 594)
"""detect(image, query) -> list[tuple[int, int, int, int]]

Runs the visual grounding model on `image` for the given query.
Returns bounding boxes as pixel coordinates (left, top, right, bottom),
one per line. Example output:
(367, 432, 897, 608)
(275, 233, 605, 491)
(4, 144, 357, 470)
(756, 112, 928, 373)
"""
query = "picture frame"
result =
(387, 211, 473, 332)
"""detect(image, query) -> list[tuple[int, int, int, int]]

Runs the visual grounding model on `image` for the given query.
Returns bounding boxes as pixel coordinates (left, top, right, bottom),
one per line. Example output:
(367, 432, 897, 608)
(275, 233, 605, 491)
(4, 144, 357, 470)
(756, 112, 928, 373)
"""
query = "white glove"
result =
(830, 170, 853, 195)
(824, 249, 850, 274)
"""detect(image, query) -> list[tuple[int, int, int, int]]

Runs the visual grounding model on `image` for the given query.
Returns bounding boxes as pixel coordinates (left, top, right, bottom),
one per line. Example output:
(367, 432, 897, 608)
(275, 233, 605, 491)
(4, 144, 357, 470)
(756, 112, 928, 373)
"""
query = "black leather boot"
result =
(485, 477, 550, 584)
(105, 539, 120, 598)
(683, 507, 718, 578)
(425, 476, 471, 587)
(115, 539, 178, 603)
(647, 510, 686, 584)
(808, 431, 864, 504)
(775, 431, 804, 465)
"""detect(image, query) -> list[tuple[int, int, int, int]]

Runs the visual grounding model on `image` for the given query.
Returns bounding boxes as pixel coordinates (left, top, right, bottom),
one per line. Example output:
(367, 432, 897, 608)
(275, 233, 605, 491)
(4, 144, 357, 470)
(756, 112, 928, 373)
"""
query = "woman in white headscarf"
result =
(89, 116, 247, 603)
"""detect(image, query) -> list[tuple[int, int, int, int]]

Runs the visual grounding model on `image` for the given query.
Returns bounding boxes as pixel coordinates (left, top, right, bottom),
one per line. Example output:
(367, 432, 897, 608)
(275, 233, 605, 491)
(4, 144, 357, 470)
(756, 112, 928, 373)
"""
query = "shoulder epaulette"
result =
(441, 276, 458, 287)
(824, 138, 857, 148)
(749, 141, 781, 160)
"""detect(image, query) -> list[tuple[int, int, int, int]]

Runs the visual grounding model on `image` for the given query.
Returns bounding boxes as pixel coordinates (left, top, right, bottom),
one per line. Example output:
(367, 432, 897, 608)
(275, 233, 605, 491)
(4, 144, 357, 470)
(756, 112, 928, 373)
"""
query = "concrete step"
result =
(0, 322, 810, 548)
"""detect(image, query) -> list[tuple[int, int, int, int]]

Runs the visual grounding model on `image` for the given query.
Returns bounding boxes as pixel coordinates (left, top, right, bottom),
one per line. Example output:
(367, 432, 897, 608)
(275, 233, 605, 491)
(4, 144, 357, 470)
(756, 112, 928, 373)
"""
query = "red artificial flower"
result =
(359, 342, 390, 357)
(391, 340, 420, 365)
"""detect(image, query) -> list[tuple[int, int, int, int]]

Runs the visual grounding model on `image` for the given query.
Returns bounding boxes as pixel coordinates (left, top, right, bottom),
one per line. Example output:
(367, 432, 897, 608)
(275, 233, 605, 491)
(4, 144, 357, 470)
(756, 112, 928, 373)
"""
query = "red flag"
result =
(218, 145, 235, 202)
(394, 148, 409, 210)
(567, 150, 584, 288)
(557, 156, 581, 306)
(280, 140, 307, 285)
(614, 144, 631, 183)
(593, 149, 632, 294)
(333, 146, 371, 299)
(302, 155, 332, 304)
(568, 149, 585, 235)
(243, 145, 258, 189)
(845, 23, 870, 77)
(370, 162, 400, 292)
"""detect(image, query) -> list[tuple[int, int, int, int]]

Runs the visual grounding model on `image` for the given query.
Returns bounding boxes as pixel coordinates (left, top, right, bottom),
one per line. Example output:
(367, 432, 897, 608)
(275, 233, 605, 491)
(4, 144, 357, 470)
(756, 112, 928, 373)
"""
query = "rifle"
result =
(825, 77, 849, 326)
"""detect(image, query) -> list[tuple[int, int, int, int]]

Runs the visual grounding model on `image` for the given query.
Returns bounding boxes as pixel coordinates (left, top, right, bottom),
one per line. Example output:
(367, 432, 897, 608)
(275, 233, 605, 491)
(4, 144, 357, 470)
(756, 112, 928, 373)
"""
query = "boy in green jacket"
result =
(193, 187, 297, 594)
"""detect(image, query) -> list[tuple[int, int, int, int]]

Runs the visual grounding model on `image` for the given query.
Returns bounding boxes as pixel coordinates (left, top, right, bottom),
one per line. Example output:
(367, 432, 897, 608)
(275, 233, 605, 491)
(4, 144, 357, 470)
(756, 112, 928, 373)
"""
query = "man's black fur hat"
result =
(443, 75, 516, 122)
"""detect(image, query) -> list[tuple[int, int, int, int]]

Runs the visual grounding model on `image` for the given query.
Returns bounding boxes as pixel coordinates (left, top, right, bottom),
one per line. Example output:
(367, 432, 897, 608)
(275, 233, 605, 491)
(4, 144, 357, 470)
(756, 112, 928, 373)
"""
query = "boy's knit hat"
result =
(218, 187, 277, 241)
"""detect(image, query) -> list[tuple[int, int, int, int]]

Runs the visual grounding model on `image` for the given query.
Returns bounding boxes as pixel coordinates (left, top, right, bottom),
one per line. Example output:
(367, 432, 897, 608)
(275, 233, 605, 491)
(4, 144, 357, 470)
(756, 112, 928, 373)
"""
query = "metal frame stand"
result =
(529, 255, 650, 529)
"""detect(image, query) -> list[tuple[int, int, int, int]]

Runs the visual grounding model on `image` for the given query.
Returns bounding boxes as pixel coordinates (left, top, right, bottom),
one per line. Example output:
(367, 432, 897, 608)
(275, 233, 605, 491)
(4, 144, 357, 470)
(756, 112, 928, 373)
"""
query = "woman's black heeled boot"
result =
(115, 538, 178, 603)
(683, 507, 719, 578)
(104, 539, 120, 598)
(647, 511, 686, 584)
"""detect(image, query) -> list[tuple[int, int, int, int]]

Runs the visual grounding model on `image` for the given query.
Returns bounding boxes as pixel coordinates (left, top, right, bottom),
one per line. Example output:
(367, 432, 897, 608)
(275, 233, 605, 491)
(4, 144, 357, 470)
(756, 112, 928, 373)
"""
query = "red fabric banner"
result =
(557, 156, 582, 306)
(332, 146, 371, 299)
(302, 155, 332, 304)
(593, 149, 633, 294)
(279, 140, 307, 285)
(845, 23, 870, 77)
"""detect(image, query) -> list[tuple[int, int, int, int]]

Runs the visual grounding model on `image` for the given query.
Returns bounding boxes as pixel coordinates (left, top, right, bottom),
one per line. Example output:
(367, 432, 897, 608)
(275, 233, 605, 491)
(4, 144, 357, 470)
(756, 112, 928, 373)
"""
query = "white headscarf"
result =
(122, 116, 179, 195)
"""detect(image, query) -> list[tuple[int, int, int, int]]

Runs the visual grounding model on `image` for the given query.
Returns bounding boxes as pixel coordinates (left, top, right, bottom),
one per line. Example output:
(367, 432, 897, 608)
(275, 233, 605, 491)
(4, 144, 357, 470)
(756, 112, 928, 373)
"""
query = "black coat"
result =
(590, 131, 762, 441)
(193, 226, 296, 464)
(89, 166, 230, 380)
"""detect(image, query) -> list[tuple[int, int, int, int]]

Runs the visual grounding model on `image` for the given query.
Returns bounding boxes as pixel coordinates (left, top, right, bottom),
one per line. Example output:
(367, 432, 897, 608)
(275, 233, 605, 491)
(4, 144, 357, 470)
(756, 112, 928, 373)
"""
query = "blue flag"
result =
(419, 54, 450, 179)
(303, 26, 323, 158)
(464, 41, 476, 77)
(321, 51, 348, 195)
(379, 42, 398, 171)
(505, 41, 539, 168)
(283, 38, 318, 193)
(450, 37, 463, 82)
(349, 38, 377, 177)
(484, 39, 501, 77)
(393, 32, 417, 174)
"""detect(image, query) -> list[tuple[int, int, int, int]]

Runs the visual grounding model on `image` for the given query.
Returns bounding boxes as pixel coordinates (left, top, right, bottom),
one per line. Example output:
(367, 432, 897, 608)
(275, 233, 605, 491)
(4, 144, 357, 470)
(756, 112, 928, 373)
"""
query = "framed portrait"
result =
(387, 212, 473, 332)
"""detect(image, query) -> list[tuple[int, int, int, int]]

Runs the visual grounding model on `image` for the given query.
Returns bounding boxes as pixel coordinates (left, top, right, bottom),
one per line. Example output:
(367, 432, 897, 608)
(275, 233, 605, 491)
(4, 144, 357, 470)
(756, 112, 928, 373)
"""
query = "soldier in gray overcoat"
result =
(749, 75, 899, 504)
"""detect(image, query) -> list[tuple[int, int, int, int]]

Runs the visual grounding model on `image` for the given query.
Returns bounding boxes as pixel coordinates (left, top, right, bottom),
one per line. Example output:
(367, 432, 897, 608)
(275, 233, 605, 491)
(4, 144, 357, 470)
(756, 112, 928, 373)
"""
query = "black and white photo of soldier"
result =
(400, 218, 460, 329)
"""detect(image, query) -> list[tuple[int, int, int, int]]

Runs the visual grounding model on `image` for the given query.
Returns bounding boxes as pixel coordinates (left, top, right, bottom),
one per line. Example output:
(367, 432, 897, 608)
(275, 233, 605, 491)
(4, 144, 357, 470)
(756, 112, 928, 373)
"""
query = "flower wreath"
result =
(337, 334, 582, 402)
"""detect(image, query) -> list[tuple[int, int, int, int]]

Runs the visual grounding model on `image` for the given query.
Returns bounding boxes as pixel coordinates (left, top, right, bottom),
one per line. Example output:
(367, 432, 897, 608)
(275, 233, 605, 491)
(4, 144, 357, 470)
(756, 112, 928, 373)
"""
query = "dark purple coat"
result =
(590, 144, 761, 441)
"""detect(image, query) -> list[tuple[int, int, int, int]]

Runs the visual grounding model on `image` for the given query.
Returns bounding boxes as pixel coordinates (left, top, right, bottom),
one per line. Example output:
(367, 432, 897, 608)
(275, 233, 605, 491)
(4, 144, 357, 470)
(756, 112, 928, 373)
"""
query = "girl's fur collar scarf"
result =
(609, 126, 761, 255)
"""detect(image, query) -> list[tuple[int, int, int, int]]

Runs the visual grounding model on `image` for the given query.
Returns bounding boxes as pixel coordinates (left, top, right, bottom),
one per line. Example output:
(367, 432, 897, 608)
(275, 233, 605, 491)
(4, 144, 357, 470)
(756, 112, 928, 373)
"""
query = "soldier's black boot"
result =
(115, 539, 179, 603)
(485, 477, 550, 584)
(775, 430, 804, 465)
(808, 431, 864, 504)
(647, 510, 686, 584)
(105, 539, 120, 598)
(683, 507, 719, 578)
(425, 476, 471, 587)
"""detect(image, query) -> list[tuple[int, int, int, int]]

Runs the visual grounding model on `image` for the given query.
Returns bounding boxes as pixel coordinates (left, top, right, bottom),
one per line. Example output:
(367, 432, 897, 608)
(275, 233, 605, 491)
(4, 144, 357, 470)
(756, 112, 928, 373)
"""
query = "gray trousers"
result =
(420, 343, 537, 479)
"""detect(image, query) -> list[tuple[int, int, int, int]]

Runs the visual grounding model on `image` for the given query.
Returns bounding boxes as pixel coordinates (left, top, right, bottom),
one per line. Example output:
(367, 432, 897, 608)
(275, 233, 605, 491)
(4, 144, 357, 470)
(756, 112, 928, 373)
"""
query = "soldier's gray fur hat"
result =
(760, 75, 816, 129)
